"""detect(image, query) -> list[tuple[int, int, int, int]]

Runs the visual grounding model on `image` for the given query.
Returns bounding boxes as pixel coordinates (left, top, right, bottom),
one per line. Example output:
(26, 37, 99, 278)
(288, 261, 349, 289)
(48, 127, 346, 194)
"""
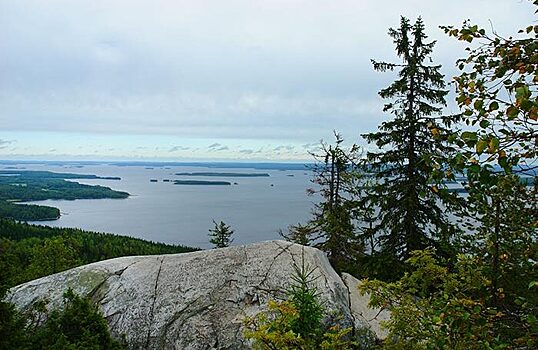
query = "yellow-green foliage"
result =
(243, 300, 355, 350)
(360, 250, 538, 349)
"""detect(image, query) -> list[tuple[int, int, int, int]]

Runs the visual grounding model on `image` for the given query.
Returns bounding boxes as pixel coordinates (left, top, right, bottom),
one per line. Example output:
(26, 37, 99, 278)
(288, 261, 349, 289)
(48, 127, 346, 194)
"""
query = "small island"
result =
(174, 180, 231, 186)
(174, 172, 270, 177)
(0, 170, 129, 221)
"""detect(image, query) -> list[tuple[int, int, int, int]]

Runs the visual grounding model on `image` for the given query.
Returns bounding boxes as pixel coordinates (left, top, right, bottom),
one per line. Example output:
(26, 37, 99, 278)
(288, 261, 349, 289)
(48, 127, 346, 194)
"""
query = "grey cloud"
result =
(168, 146, 190, 152)
(208, 143, 221, 149)
(302, 142, 318, 149)
(0, 139, 15, 146)
(239, 149, 254, 154)
(273, 145, 295, 151)
(0, 0, 533, 144)
(216, 146, 229, 151)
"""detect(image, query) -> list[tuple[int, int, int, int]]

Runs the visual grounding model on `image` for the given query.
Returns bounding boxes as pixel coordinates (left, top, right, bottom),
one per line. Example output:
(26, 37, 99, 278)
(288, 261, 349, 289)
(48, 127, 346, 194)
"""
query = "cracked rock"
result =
(6, 240, 386, 349)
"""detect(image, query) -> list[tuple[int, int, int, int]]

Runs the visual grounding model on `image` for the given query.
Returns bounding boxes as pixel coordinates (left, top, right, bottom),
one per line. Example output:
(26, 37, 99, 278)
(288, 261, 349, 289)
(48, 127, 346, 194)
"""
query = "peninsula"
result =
(0, 170, 129, 221)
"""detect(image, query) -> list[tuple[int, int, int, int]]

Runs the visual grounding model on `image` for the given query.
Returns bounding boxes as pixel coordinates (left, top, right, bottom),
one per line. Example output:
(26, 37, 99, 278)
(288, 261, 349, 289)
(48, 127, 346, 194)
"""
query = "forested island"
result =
(0, 171, 129, 221)
(173, 180, 231, 185)
(175, 172, 270, 177)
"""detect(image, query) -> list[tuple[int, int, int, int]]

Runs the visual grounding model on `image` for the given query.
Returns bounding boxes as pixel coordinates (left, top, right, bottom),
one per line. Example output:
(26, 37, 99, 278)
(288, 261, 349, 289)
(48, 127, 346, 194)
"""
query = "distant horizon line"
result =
(0, 159, 315, 165)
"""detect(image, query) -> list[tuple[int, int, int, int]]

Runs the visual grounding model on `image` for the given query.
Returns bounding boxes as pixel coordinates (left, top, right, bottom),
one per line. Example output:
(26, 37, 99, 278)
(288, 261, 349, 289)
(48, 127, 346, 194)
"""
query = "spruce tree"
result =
(208, 220, 234, 248)
(363, 17, 458, 276)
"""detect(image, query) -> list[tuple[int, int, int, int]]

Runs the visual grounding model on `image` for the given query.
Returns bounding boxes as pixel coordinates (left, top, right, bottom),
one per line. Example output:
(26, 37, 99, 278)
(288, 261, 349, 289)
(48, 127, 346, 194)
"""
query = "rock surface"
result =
(7, 240, 386, 349)
(342, 273, 390, 340)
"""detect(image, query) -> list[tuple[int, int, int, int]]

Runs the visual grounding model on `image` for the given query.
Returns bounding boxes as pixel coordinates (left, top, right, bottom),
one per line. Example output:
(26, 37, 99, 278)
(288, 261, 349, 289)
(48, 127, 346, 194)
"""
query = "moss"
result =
(69, 270, 109, 295)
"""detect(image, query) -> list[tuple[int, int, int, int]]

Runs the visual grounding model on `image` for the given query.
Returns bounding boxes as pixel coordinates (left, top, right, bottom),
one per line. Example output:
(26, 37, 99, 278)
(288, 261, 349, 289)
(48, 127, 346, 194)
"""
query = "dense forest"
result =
(0, 170, 129, 221)
(0, 219, 198, 291)
(0, 201, 59, 221)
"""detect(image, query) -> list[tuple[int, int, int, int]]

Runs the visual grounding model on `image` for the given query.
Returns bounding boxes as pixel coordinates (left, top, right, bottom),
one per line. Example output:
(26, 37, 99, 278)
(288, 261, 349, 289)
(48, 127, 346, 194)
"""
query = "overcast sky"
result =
(0, 0, 535, 161)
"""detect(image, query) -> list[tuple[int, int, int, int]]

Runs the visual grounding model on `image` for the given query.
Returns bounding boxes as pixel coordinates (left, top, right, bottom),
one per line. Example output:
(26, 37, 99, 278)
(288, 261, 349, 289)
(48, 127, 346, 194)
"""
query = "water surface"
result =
(16, 163, 317, 248)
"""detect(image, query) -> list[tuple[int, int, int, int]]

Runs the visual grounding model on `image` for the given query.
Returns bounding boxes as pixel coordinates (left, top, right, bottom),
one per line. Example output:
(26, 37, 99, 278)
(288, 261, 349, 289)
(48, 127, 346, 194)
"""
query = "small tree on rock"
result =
(208, 220, 234, 248)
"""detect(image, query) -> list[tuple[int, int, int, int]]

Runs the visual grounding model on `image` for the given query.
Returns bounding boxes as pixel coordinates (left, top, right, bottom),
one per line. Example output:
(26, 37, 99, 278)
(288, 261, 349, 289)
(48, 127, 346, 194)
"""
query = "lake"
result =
(10, 162, 318, 248)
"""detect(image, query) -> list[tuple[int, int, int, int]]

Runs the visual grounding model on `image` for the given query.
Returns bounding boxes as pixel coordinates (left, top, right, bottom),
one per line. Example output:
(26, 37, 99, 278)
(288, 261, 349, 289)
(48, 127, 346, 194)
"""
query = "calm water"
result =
(16, 163, 317, 248)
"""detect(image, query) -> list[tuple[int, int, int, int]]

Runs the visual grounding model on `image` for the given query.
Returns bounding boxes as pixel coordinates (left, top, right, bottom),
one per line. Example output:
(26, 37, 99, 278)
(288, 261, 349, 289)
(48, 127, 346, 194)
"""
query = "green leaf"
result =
(479, 120, 490, 128)
(489, 137, 500, 153)
(499, 156, 509, 169)
(506, 106, 519, 119)
(520, 99, 533, 111)
(468, 164, 480, 174)
(462, 131, 478, 146)
(515, 86, 530, 99)
(476, 140, 488, 155)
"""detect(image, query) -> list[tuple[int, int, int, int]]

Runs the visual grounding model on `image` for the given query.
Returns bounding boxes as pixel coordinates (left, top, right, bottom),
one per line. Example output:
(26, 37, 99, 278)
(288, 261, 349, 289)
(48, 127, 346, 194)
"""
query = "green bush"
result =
(243, 252, 371, 349)
(0, 289, 125, 350)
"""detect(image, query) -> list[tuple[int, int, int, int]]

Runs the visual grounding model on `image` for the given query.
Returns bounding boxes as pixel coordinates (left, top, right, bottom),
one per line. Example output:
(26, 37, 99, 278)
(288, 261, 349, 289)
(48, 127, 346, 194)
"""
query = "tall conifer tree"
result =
(363, 17, 458, 275)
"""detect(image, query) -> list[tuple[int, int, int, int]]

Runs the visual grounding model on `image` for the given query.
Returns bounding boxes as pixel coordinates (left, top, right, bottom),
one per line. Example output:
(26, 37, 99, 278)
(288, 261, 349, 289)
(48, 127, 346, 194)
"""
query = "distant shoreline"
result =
(0, 160, 314, 171)
(174, 180, 231, 186)
(175, 172, 270, 177)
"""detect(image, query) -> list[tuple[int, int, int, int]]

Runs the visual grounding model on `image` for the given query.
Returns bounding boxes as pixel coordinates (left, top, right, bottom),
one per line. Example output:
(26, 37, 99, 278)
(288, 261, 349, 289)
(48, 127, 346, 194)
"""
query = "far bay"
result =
(12, 162, 317, 248)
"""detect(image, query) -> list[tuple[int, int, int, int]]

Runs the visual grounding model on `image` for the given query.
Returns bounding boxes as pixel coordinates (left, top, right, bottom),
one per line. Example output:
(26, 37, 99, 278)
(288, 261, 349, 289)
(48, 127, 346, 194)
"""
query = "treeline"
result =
(0, 220, 198, 291)
(0, 170, 121, 180)
(0, 201, 60, 221)
(0, 178, 129, 202)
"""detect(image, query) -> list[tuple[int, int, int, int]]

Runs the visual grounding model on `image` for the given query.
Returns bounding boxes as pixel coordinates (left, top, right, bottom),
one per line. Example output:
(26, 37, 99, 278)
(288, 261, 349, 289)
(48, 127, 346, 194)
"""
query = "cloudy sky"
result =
(0, 0, 534, 161)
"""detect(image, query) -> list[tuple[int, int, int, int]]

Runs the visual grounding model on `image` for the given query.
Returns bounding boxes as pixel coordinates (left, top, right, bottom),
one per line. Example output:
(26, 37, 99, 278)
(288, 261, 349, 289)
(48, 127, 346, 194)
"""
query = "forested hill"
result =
(0, 170, 129, 221)
(0, 220, 198, 292)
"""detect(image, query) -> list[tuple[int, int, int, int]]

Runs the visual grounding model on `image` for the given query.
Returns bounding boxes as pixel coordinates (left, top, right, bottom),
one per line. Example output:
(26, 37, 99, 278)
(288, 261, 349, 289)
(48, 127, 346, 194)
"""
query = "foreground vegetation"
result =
(279, 3, 538, 348)
(1, 289, 126, 350)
